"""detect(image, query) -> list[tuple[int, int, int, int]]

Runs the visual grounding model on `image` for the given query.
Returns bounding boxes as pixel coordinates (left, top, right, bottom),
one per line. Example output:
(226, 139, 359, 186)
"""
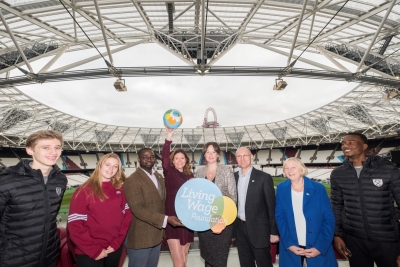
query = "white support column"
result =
(51, 41, 147, 72)
(39, 45, 68, 73)
(245, 39, 337, 72)
(356, 0, 396, 72)
(93, 0, 114, 65)
(200, 0, 206, 65)
(287, 0, 308, 66)
(316, 46, 350, 72)
(0, 10, 34, 73)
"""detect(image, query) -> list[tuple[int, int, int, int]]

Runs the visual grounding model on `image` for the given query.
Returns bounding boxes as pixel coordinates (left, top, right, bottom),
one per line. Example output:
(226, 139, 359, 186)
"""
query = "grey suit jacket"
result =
(194, 164, 237, 204)
(234, 168, 278, 248)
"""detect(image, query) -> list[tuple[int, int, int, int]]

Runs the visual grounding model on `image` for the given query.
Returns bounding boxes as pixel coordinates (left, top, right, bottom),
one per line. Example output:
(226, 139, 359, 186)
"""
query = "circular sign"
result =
(175, 178, 237, 232)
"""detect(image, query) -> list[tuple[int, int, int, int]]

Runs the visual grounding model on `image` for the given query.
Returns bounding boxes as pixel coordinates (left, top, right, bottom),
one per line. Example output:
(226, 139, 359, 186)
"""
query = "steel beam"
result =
(51, 40, 147, 72)
(287, 0, 308, 66)
(39, 45, 69, 73)
(93, 0, 114, 64)
(356, 0, 396, 72)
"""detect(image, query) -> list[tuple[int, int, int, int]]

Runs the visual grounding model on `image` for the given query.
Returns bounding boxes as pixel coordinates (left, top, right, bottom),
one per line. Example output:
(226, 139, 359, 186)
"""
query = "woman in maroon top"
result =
(162, 126, 194, 267)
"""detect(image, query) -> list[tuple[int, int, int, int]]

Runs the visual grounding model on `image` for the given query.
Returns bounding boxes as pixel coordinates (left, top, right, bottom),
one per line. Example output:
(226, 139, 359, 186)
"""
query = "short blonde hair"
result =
(282, 157, 308, 177)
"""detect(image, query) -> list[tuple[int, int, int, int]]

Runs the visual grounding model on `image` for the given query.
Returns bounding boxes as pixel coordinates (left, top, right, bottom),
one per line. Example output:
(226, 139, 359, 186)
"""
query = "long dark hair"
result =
(170, 149, 192, 175)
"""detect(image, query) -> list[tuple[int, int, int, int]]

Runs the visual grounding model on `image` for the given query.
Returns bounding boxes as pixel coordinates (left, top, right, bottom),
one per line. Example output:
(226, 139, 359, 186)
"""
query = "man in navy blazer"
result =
(233, 147, 279, 267)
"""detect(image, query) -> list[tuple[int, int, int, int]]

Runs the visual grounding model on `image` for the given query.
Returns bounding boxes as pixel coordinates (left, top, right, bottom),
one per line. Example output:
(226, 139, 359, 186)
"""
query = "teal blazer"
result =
(275, 177, 337, 267)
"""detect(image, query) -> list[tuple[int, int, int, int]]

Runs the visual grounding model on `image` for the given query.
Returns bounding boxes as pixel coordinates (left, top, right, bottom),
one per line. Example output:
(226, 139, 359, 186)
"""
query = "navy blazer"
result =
(234, 168, 278, 248)
(275, 177, 337, 267)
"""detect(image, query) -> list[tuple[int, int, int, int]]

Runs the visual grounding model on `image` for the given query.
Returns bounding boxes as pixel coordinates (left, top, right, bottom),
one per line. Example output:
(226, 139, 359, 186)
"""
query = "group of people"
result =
(0, 129, 399, 267)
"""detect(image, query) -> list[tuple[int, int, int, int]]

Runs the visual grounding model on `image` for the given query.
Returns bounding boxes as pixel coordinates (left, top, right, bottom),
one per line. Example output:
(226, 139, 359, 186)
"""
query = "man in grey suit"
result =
(234, 147, 279, 267)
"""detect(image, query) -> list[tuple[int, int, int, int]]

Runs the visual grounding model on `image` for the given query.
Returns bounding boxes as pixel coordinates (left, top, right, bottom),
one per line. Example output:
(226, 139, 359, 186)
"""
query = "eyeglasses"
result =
(236, 154, 251, 159)
(141, 156, 155, 160)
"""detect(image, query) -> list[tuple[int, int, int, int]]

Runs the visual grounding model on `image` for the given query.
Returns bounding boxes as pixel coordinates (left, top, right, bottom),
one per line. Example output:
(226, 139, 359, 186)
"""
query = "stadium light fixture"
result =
(273, 78, 288, 90)
(114, 79, 127, 92)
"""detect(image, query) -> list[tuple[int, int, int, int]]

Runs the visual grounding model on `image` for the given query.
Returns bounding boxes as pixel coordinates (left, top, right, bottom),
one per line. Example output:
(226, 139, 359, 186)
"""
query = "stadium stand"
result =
(269, 149, 285, 164)
(0, 157, 19, 167)
(314, 150, 332, 164)
(283, 147, 298, 158)
(331, 150, 344, 163)
(378, 147, 396, 156)
(124, 167, 136, 177)
(80, 154, 97, 169)
(263, 167, 276, 176)
(298, 149, 315, 164)
(66, 174, 89, 188)
(256, 150, 268, 164)
(67, 156, 82, 169)
(307, 168, 333, 181)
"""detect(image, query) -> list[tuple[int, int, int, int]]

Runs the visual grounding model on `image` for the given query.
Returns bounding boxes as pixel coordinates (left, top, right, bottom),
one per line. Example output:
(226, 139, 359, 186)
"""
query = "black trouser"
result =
(76, 245, 123, 267)
(236, 220, 272, 267)
(343, 232, 400, 267)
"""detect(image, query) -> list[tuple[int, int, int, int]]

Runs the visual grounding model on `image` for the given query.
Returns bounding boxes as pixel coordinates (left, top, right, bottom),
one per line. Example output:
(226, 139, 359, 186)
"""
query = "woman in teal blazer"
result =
(275, 158, 337, 267)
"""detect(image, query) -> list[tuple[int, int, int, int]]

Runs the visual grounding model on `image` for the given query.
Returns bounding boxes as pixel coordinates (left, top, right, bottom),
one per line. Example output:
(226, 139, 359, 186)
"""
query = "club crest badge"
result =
(372, 179, 383, 187)
(56, 187, 62, 196)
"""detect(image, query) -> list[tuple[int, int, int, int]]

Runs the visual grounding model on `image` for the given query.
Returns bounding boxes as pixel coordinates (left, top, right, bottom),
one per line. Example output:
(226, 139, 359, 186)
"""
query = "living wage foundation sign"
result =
(175, 179, 237, 232)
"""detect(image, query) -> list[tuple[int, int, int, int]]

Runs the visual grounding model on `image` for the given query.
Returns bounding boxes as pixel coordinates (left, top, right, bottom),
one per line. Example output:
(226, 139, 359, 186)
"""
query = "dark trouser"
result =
(236, 220, 272, 267)
(343, 232, 400, 267)
(299, 245, 306, 266)
(76, 244, 123, 267)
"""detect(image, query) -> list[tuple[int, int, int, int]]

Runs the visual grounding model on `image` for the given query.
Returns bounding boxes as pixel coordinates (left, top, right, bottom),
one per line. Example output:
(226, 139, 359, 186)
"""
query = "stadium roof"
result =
(0, 0, 399, 151)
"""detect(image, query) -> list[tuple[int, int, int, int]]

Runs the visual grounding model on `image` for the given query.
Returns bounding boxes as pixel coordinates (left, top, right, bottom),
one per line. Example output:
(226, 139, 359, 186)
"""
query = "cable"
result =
(292, 0, 350, 65)
(58, 0, 108, 63)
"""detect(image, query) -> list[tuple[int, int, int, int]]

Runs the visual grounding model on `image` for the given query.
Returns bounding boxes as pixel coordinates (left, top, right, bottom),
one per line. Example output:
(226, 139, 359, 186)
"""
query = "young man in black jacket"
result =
(330, 132, 400, 267)
(0, 130, 67, 267)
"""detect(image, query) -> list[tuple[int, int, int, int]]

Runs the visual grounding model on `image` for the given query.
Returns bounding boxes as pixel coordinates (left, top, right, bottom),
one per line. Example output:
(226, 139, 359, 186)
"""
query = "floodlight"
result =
(273, 79, 288, 90)
(114, 79, 127, 92)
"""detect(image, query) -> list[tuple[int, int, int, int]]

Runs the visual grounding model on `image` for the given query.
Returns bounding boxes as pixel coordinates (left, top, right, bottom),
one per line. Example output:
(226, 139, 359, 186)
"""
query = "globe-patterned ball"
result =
(163, 109, 183, 129)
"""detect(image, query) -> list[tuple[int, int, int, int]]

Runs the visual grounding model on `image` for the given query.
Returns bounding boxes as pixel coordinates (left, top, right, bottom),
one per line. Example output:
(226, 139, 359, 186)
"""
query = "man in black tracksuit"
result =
(330, 132, 400, 267)
(0, 130, 67, 267)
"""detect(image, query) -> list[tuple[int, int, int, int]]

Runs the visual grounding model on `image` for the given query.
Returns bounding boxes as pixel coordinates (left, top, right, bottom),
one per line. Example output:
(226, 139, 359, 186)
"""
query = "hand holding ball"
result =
(163, 109, 183, 129)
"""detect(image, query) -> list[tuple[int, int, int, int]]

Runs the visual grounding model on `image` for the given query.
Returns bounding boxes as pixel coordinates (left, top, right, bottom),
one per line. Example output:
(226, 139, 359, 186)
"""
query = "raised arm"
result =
(162, 126, 176, 173)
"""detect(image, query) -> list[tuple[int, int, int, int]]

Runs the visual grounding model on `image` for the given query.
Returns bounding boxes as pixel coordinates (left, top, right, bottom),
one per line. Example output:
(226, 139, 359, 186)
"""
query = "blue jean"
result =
(127, 243, 161, 267)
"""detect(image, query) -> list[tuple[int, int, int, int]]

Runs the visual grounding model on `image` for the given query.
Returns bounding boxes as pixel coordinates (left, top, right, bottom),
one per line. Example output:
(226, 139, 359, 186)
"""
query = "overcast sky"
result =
(15, 43, 357, 128)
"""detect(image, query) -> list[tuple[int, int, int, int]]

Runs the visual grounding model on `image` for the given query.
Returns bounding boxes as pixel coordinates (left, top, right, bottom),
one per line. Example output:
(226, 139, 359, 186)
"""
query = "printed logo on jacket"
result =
(175, 179, 237, 232)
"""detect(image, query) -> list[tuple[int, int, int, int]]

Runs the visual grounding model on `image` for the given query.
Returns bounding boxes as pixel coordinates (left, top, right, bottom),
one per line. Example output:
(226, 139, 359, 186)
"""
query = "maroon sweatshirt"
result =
(68, 181, 132, 259)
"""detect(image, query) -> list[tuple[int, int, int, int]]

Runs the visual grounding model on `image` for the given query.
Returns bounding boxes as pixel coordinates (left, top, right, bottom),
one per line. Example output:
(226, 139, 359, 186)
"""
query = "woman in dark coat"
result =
(162, 126, 194, 267)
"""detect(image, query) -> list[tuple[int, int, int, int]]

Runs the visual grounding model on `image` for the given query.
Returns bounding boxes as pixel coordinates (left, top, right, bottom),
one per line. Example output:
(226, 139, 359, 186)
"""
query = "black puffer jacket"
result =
(0, 160, 67, 267)
(330, 156, 400, 242)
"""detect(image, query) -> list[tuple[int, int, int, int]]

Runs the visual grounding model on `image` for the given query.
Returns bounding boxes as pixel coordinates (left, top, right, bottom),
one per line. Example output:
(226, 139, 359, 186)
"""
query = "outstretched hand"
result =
(164, 125, 176, 141)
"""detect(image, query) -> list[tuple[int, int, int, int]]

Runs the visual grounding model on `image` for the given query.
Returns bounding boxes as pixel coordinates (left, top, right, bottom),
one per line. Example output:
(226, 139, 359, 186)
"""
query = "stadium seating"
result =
(66, 174, 89, 188)
(0, 157, 19, 167)
(313, 150, 332, 163)
(80, 154, 97, 169)
(56, 227, 74, 267)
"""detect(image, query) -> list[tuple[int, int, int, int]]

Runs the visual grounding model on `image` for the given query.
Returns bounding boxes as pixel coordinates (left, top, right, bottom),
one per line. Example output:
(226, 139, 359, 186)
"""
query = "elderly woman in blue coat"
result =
(275, 157, 337, 267)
